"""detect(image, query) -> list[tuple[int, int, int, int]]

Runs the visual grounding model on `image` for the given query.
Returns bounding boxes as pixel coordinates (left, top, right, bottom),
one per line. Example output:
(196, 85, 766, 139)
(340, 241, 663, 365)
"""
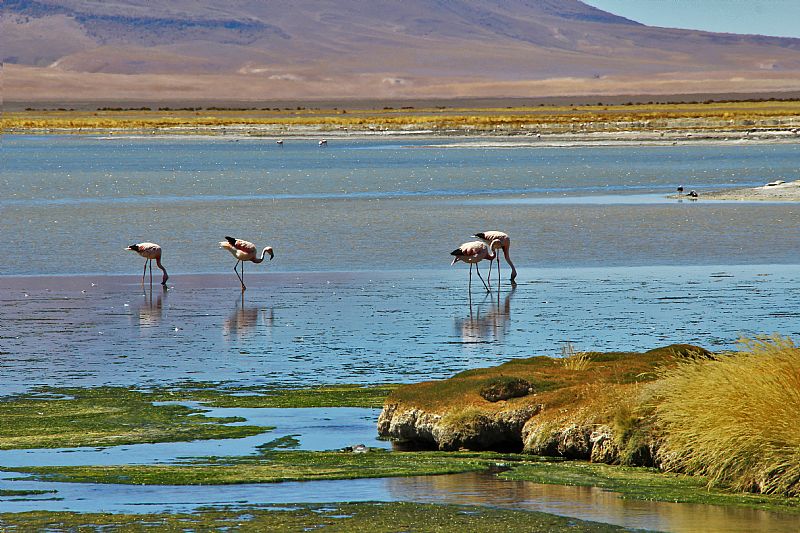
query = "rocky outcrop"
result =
(378, 403, 540, 452)
(479, 377, 532, 402)
(379, 403, 655, 465)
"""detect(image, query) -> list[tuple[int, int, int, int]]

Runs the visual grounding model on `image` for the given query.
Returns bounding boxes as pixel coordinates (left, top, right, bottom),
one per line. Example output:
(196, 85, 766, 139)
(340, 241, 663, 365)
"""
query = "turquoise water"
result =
(3, 135, 800, 275)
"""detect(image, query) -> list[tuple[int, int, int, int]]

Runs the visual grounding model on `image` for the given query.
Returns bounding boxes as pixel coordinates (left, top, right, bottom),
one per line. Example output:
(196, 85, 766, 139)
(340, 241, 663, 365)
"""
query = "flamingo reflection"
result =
(455, 286, 515, 344)
(223, 296, 274, 337)
(135, 285, 166, 329)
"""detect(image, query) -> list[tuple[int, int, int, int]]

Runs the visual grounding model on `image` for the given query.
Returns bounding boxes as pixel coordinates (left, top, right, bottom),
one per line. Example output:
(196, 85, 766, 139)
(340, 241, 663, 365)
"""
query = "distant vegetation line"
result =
(5, 100, 800, 135)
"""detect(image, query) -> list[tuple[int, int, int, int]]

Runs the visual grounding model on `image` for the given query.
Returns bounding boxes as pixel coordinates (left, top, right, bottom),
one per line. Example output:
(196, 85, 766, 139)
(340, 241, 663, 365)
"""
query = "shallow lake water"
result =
(3, 136, 800, 275)
(1, 265, 799, 394)
(2, 135, 800, 530)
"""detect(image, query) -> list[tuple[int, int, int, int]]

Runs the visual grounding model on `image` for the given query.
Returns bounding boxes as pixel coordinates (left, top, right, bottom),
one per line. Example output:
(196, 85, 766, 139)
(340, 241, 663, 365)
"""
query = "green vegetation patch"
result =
(0, 489, 57, 497)
(152, 383, 398, 408)
(0, 382, 396, 450)
(0, 387, 268, 450)
(386, 344, 704, 414)
(502, 461, 800, 515)
(0, 502, 629, 532)
(4, 450, 518, 485)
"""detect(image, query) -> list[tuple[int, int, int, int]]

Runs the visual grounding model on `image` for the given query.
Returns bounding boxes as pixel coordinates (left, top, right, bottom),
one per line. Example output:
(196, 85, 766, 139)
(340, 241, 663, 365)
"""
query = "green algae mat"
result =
(0, 503, 632, 532)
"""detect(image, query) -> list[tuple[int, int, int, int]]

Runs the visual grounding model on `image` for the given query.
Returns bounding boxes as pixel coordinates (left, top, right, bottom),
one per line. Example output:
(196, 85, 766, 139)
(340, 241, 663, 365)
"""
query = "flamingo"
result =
(126, 242, 168, 286)
(450, 239, 502, 293)
(219, 236, 273, 291)
(473, 231, 517, 284)
(319, 139, 327, 146)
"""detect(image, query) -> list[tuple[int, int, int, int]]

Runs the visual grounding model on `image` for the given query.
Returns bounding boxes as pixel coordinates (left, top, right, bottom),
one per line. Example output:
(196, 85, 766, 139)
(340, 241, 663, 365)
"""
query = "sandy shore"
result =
(688, 180, 800, 201)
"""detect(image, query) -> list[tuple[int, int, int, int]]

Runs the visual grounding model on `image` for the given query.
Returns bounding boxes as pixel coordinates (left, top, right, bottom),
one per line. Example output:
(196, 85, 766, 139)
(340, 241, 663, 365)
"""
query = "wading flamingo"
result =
(126, 242, 168, 286)
(450, 238, 502, 293)
(219, 236, 273, 291)
(473, 231, 517, 284)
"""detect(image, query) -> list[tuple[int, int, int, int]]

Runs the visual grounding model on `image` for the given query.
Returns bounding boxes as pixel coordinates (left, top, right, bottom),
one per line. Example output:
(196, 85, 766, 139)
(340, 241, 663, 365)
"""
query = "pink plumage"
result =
(450, 238, 502, 293)
(473, 230, 517, 282)
(219, 236, 274, 291)
(126, 242, 169, 285)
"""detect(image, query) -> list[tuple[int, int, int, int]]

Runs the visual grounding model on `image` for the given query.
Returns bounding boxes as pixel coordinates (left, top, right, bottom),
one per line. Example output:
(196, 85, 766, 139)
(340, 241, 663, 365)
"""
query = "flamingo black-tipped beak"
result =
(268, 249, 274, 260)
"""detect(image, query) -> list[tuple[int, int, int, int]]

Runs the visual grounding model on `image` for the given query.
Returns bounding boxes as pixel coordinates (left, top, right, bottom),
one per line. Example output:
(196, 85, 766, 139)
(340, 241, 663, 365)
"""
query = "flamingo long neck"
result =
(155, 258, 169, 284)
(251, 247, 269, 264)
(487, 239, 502, 261)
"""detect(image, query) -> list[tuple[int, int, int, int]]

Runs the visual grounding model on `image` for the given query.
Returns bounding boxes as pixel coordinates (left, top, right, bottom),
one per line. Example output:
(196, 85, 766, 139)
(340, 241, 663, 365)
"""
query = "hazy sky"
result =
(583, 0, 800, 38)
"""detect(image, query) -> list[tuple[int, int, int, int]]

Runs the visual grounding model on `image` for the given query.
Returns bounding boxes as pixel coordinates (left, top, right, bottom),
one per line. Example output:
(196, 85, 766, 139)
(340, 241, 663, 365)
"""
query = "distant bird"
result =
(473, 231, 517, 283)
(677, 186, 684, 194)
(219, 236, 274, 291)
(126, 242, 168, 286)
(451, 239, 502, 293)
(319, 139, 328, 146)
(688, 190, 699, 198)
(276, 139, 284, 145)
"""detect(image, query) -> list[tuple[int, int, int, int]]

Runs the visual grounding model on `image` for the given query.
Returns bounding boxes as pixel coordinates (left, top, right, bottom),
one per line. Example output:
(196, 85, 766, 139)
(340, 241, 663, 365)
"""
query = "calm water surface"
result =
(3, 136, 800, 274)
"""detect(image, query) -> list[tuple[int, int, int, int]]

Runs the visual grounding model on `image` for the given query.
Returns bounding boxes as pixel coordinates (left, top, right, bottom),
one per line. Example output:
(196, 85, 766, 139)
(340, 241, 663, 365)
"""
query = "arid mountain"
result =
(4, 0, 800, 102)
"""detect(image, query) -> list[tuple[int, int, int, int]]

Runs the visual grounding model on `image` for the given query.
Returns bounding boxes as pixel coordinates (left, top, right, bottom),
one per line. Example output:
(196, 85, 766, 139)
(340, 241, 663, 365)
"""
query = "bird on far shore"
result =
(126, 242, 168, 286)
(219, 236, 274, 291)
(677, 185, 684, 194)
(451, 238, 502, 293)
(473, 231, 517, 283)
(688, 190, 699, 198)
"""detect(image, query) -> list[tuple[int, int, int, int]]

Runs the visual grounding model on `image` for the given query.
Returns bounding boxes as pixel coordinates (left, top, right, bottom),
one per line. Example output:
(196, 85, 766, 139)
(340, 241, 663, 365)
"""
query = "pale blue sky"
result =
(583, 0, 800, 38)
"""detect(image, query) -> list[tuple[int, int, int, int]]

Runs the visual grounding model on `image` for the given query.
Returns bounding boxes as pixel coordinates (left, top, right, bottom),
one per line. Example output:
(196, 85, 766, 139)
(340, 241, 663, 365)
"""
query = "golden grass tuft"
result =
(650, 336, 800, 495)
(561, 342, 592, 371)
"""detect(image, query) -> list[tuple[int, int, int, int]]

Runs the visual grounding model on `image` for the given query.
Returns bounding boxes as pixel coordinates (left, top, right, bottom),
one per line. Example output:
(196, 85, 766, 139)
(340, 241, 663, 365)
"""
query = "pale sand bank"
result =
(677, 180, 800, 202)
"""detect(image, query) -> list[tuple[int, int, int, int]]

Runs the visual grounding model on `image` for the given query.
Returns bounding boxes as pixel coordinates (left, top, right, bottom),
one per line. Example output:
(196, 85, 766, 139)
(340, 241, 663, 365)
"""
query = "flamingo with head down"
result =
(219, 236, 273, 291)
(126, 242, 169, 286)
(450, 238, 502, 293)
(473, 231, 517, 284)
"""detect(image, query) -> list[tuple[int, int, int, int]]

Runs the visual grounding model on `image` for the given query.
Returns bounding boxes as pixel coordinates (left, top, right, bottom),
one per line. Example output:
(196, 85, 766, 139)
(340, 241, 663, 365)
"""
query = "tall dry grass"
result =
(649, 336, 800, 495)
(561, 342, 592, 371)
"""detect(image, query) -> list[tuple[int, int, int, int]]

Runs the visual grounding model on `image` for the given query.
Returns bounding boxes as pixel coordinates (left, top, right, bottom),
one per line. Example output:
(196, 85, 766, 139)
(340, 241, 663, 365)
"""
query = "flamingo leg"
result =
(141, 260, 147, 285)
(475, 262, 490, 293)
(468, 263, 473, 292)
(497, 256, 501, 290)
(487, 258, 493, 288)
(149, 259, 153, 286)
(233, 261, 245, 290)
(241, 261, 245, 291)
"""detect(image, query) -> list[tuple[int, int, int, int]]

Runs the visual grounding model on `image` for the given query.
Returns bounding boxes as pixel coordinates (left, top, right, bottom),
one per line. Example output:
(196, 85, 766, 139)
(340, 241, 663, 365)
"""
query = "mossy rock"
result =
(644, 344, 713, 360)
(479, 377, 532, 402)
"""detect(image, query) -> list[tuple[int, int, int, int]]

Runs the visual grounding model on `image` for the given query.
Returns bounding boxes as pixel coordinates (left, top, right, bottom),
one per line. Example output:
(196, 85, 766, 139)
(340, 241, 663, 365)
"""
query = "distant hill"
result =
(4, 0, 800, 102)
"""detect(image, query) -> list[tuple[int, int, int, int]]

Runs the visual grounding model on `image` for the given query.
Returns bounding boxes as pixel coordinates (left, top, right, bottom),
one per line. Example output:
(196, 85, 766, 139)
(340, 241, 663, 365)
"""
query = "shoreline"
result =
(6, 99, 800, 144)
(673, 179, 800, 202)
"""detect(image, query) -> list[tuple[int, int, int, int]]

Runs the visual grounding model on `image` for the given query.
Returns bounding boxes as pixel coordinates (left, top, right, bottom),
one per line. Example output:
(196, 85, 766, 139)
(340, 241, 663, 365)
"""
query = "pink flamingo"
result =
(219, 236, 274, 291)
(450, 238, 502, 293)
(473, 231, 517, 284)
(126, 242, 169, 286)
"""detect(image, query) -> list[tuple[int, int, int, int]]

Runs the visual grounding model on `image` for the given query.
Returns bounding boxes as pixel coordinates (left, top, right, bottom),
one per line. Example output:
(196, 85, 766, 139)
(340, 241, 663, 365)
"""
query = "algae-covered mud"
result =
(0, 502, 630, 532)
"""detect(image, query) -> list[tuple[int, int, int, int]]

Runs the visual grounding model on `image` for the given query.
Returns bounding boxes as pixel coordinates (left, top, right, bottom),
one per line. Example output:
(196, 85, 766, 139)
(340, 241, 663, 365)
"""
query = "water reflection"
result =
(134, 285, 166, 329)
(387, 472, 800, 533)
(456, 286, 515, 343)
(223, 296, 273, 338)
